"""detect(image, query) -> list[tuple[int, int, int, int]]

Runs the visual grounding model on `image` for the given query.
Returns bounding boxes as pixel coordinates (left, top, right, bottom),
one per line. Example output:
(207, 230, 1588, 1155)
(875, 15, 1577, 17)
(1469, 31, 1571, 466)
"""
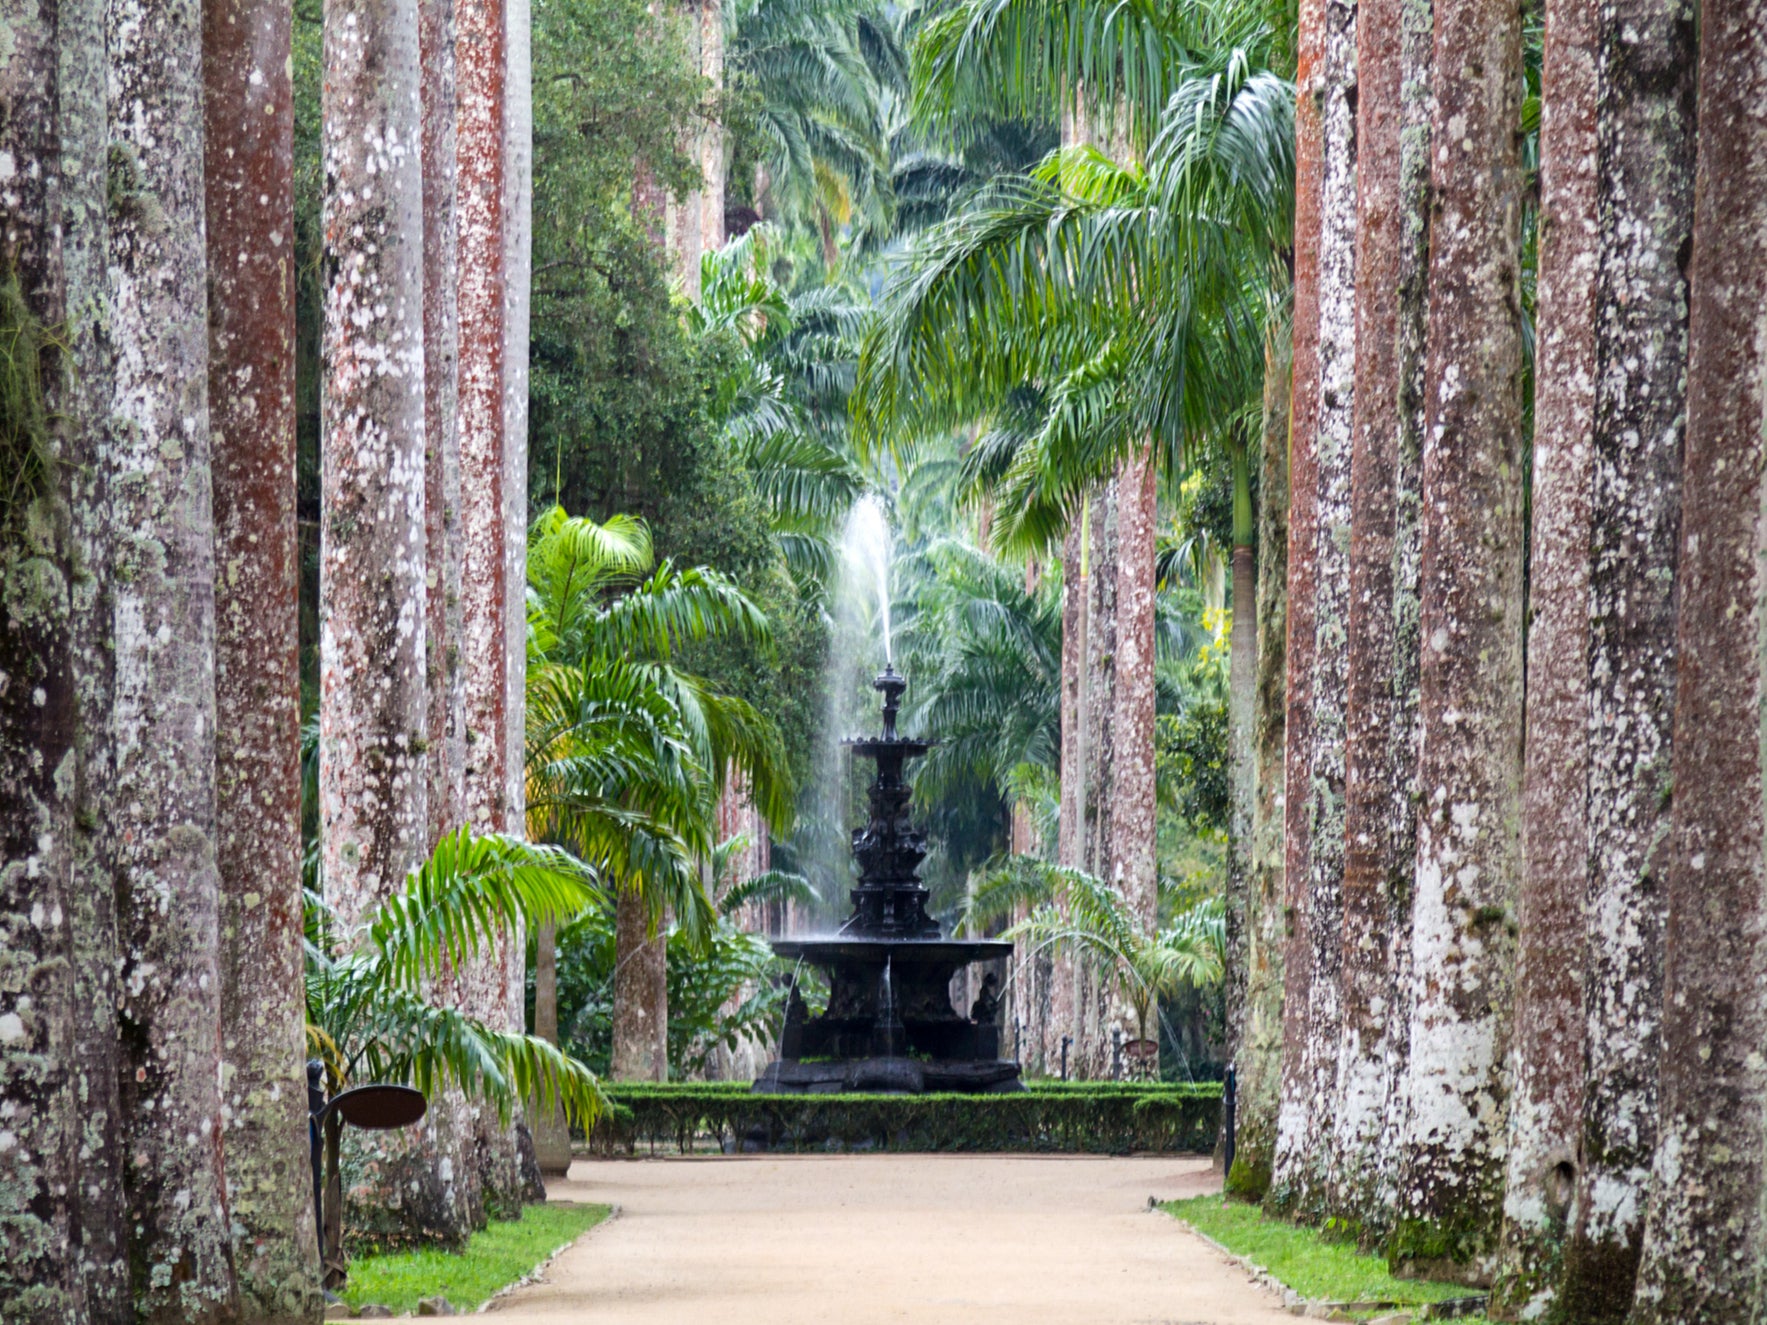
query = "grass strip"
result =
(1163, 1196, 1490, 1321)
(343, 1200, 611, 1314)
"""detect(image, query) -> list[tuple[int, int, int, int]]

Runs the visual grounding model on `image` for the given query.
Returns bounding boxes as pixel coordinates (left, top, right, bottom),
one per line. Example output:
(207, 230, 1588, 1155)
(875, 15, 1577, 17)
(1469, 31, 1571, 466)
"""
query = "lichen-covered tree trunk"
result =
(1267, 0, 1325, 1216)
(1275, 0, 1357, 1219)
(1389, 0, 1527, 1280)
(202, 0, 324, 1307)
(0, 3, 99, 1310)
(57, 0, 131, 1303)
(321, 0, 430, 939)
(1227, 325, 1290, 1200)
(666, 0, 725, 295)
(457, 0, 532, 1206)
(1625, 5, 1767, 1319)
(1110, 452, 1158, 948)
(1049, 519, 1086, 1073)
(1486, 0, 1596, 1311)
(420, 0, 491, 1238)
(1553, 3, 1695, 1317)
(322, 0, 454, 1253)
(1078, 477, 1119, 1079)
(1330, 0, 1427, 1239)
(105, 0, 240, 1313)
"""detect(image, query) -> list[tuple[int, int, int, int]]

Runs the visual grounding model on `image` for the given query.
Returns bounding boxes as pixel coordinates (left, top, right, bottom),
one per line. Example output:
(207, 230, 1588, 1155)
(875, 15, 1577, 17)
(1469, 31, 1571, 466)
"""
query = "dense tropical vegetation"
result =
(12, 0, 1767, 1318)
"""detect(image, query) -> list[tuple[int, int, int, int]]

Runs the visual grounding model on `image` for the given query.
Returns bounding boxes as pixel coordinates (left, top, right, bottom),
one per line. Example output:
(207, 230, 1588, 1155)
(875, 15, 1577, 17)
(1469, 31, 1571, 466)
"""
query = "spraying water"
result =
(803, 496, 900, 923)
(843, 494, 894, 662)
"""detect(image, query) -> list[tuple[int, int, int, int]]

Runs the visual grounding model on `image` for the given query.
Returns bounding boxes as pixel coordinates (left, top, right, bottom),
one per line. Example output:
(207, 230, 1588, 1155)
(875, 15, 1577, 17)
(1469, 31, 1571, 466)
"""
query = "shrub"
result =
(586, 1082, 1223, 1155)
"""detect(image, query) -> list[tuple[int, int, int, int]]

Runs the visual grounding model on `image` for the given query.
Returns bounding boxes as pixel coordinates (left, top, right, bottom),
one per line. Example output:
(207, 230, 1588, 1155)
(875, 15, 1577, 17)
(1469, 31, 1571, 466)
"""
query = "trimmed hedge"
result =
(586, 1081, 1223, 1155)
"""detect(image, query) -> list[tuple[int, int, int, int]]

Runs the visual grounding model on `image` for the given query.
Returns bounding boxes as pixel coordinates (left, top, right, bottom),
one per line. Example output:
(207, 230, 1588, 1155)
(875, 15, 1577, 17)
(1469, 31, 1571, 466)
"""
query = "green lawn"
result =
(343, 1201, 611, 1314)
(1163, 1196, 1489, 1320)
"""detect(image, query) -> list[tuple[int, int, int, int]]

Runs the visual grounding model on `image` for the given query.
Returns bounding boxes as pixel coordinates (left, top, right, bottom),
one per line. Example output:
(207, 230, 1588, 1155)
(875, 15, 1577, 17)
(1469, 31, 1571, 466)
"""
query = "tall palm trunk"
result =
(1487, 0, 1597, 1310)
(1224, 441, 1255, 1072)
(1552, 3, 1695, 1316)
(1079, 477, 1119, 1077)
(1268, 0, 1325, 1216)
(0, 0, 111, 1306)
(203, 0, 324, 1305)
(321, 0, 448, 1251)
(1228, 324, 1291, 1199)
(612, 887, 670, 1080)
(1274, 0, 1358, 1217)
(1051, 517, 1087, 1073)
(1626, 5, 1767, 1320)
(1110, 451, 1157, 955)
(420, 0, 490, 1234)
(1389, 0, 1528, 1279)
(458, 0, 532, 1206)
(106, 0, 240, 1313)
(1329, 0, 1428, 1239)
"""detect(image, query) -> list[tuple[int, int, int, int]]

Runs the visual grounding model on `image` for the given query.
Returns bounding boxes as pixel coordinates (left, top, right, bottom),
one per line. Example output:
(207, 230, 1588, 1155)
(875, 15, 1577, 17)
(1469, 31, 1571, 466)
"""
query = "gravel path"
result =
(489, 1154, 1295, 1324)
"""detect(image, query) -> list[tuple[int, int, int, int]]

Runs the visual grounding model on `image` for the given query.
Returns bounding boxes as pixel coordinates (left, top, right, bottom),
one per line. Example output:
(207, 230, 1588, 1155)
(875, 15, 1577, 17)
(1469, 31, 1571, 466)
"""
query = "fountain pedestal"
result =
(754, 666, 1023, 1095)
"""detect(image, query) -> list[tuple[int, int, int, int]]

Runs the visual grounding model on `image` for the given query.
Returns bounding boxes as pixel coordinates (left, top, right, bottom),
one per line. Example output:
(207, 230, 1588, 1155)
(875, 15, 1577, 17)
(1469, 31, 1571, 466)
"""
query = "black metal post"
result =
(306, 1060, 325, 1266)
(1060, 1034, 1071, 1082)
(1111, 1028, 1123, 1081)
(1223, 1064, 1238, 1182)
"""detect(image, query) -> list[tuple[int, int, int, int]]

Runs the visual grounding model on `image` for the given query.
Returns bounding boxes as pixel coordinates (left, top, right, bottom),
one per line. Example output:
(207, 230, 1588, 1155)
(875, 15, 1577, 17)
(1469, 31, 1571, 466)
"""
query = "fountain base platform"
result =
(754, 937, 1023, 1095)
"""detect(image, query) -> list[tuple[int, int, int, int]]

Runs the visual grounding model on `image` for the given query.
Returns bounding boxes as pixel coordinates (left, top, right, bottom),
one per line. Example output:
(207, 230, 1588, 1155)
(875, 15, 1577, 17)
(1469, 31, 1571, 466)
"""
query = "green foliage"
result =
(968, 857, 1225, 1044)
(1157, 652, 1231, 835)
(341, 1202, 611, 1313)
(306, 829, 608, 1129)
(590, 1082, 1223, 1154)
(544, 840, 816, 1076)
(1164, 1197, 1487, 1314)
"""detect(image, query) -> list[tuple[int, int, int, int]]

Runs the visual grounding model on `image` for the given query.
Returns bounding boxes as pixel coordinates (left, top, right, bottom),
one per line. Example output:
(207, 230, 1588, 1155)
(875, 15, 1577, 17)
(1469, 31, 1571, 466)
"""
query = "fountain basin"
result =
(756, 938, 1022, 1095)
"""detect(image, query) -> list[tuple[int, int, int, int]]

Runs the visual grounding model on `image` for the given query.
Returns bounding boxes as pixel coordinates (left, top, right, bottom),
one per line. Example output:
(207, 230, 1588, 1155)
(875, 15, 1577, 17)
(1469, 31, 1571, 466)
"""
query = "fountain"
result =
(754, 663, 1024, 1094)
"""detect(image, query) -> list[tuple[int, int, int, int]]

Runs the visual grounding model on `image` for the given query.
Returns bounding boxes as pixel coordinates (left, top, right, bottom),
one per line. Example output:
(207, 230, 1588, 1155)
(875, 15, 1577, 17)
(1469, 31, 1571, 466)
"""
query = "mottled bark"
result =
(320, 0, 430, 925)
(1390, 0, 1527, 1279)
(1049, 520, 1085, 1073)
(1228, 325, 1290, 1200)
(59, 0, 130, 1301)
(1110, 452, 1158, 936)
(422, 0, 466, 859)
(1625, 3, 1767, 1319)
(0, 3, 91, 1311)
(1330, 0, 1427, 1240)
(1553, 2, 1695, 1317)
(611, 888, 669, 1080)
(1078, 477, 1119, 1079)
(1275, 0, 1358, 1219)
(1267, 0, 1324, 1216)
(1487, 0, 1597, 1311)
(666, 0, 726, 293)
(105, 0, 240, 1313)
(204, 0, 326, 1307)
(456, 0, 529, 1208)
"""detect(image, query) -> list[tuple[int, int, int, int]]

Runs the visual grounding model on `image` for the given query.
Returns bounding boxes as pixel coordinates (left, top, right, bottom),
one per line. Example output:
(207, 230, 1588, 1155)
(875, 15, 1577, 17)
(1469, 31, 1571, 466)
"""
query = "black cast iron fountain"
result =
(754, 664, 1024, 1093)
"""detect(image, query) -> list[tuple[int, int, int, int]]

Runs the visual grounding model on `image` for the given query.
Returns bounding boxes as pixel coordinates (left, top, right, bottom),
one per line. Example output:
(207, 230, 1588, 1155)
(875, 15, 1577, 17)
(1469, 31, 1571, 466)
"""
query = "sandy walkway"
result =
(490, 1154, 1294, 1324)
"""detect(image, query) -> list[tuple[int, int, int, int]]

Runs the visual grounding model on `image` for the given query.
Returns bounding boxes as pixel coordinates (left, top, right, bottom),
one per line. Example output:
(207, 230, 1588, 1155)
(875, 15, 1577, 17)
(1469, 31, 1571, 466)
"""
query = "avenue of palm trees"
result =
(6, 0, 1767, 1319)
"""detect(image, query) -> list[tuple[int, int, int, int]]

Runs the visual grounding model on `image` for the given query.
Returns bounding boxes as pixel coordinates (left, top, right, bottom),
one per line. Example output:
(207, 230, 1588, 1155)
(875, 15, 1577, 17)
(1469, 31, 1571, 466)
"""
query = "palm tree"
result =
(523, 506, 796, 1080)
(965, 857, 1225, 1052)
(691, 229, 867, 596)
(728, 0, 900, 262)
(305, 826, 608, 1280)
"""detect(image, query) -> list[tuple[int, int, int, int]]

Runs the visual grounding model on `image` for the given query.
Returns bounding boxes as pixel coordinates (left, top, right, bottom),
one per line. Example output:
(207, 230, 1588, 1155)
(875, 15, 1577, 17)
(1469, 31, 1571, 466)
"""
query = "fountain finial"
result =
(873, 662, 906, 739)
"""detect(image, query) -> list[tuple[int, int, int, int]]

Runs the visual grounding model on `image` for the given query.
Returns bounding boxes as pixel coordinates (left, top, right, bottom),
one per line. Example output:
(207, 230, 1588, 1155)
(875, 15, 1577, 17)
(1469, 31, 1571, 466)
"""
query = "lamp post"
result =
(306, 1063, 427, 1289)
